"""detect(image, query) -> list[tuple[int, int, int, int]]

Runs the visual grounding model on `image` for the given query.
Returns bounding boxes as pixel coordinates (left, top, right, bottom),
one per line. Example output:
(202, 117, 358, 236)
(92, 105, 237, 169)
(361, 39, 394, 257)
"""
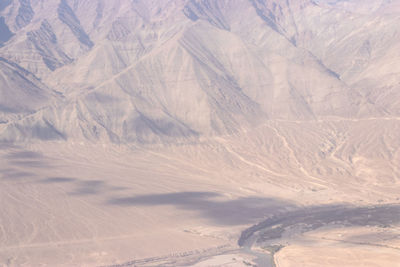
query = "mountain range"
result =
(1, 0, 399, 143)
(2, 1, 400, 266)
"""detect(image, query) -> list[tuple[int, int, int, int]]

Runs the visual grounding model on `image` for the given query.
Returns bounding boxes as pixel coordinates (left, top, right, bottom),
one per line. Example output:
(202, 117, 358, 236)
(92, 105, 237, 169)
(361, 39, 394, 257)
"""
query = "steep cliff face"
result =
(0, 0, 398, 142)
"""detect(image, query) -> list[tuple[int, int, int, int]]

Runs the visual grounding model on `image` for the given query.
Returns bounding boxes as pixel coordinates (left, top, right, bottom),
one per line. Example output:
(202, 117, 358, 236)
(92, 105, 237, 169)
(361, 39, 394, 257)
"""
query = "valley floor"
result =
(1, 119, 400, 266)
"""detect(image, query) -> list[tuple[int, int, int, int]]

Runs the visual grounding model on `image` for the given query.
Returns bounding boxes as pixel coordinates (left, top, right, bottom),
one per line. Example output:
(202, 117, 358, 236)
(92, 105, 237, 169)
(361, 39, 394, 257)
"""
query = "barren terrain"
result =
(1, 0, 400, 266)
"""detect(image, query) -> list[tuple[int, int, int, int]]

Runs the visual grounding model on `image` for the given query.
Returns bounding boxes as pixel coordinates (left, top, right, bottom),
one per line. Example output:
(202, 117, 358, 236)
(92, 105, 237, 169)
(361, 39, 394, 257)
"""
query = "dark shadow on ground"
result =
(1, 145, 127, 194)
(1, 170, 34, 179)
(39, 176, 126, 196)
(5, 151, 43, 159)
(7, 159, 48, 168)
(106, 191, 400, 238)
(0, 146, 48, 180)
(69, 180, 106, 195)
(40, 177, 77, 183)
(107, 191, 295, 226)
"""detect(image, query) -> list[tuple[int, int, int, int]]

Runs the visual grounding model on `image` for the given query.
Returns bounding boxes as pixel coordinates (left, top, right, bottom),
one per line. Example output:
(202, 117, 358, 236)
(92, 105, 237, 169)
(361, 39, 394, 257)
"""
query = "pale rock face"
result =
(0, 0, 399, 142)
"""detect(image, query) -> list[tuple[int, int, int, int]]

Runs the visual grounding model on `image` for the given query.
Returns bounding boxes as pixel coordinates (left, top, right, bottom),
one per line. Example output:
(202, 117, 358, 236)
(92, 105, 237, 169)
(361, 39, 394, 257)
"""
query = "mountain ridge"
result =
(0, 0, 398, 143)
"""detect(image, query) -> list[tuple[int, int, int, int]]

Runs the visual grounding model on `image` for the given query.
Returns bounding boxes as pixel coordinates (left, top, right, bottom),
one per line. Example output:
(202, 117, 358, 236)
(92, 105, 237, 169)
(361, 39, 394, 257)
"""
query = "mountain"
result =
(0, 56, 57, 120)
(0, 0, 398, 143)
(2, 1, 400, 266)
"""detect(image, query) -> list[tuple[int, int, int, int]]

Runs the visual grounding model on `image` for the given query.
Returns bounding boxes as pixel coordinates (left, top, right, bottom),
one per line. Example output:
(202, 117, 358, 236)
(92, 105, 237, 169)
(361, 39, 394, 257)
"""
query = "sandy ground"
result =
(275, 244, 400, 267)
(0, 141, 291, 266)
(190, 253, 258, 267)
(275, 225, 400, 267)
(1, 120, 400, 266)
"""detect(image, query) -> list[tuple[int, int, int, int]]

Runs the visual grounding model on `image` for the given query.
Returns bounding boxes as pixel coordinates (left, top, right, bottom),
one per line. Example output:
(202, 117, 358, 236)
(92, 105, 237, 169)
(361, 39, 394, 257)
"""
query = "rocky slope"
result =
(0, 0, 399, 142)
